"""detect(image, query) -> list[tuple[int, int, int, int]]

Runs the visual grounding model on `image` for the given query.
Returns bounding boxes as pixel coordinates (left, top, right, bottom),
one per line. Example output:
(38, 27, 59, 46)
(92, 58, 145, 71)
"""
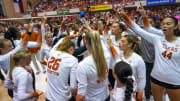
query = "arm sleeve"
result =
(142, 16, 164, 36)
(126, 28, 138, 36)
(41, 24, 46, 44)
(122, 14, 160, 44)
(39, 48, 45, 61)
(13, 40, 40, 48)
(26, 41, 41, 48)
(136, 58, 146, 91)
(77, 63, 87, 96)
(70, 59, 79, 90)
(0, 45, 23, 61)
(145, 26, 164, 36)
(4, 74, 12, 89)
(129, 22, 159, 44)
(17, 73, 31, 100)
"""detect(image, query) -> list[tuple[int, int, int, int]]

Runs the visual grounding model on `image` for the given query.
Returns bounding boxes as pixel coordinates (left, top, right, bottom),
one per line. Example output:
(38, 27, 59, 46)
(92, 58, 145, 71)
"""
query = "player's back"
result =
(46, 50, 78, 101)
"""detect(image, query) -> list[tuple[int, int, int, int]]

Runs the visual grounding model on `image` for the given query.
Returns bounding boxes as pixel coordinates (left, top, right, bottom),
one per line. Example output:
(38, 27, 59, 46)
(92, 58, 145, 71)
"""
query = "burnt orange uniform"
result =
(22, 31, 42, 54)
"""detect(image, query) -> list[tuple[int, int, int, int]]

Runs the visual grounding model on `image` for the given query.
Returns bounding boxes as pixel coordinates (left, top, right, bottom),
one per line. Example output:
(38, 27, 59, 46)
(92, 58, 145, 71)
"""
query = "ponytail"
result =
(124, 35, 142, 55)
(86, 31, 107, 79)
(114, 61, 134, 101)
(132, 40, 142, 56)
(174, 29, 180, 36)
(9, 54, 16, 80)
(124, 78, 134, 101)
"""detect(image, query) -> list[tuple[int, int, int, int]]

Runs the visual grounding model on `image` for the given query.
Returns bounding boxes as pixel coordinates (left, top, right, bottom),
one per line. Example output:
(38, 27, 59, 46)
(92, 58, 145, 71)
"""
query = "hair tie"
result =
(13, 53, 16, 56)
(124, 75, 133, 79)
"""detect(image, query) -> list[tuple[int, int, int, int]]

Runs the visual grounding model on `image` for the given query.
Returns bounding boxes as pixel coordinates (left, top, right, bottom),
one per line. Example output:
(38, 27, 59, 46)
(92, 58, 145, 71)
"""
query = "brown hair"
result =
(124, 35, 142, 55)
(56, 37, 75, 52)
(0, 39, 10, 54)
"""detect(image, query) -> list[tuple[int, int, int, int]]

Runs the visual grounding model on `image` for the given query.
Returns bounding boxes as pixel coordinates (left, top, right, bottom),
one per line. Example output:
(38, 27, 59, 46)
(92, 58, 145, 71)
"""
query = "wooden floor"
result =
(0, 80, 45, 101)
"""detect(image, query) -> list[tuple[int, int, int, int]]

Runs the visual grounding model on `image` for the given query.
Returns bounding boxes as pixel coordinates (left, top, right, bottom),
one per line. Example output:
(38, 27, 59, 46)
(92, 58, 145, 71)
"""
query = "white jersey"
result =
(39, 44, 51, 61)
(0, 45, 23, 73)
(46, 50, 78, 101)
(77, 55, 109, 101)
(12, 67, 36, 101)
(112, 86, 136, 101)
(117, 52, 146, 91)
(128, 22, 180, 85)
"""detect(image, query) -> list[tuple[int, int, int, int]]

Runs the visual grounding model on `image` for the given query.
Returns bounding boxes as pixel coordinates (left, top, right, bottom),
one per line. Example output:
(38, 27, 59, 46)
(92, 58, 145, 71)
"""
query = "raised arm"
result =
(0, 24, 34, 60)
(13, 40, 40, 48)
(117, 9, 160, 44)
(106, 38, 120, 62)
(41, 17, 47, 44)
(137, 6, 164, 36)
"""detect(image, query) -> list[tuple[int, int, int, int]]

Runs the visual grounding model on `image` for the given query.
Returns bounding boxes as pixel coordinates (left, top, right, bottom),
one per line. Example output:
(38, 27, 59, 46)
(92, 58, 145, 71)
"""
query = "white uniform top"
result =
(39, 44, 51, 61)
(0, 45, 23, 73)
(13, 40, 41, 48)
(77, 55, 109, 101)
(117, 52, 146, 91)
(46, 51, 78, 101)
(12, 67, 36, 101)
(130, 22, 180, 85)
(112, 86, 136, 101)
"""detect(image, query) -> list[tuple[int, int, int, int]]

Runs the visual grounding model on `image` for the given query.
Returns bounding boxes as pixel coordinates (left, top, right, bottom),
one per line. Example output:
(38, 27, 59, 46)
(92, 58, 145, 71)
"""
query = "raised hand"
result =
(137, 3, 146, 16)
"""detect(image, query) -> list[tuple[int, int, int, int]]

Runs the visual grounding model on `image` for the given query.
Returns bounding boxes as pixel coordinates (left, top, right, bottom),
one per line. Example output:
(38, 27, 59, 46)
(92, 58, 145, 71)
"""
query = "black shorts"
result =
(151, 76, 180, 89)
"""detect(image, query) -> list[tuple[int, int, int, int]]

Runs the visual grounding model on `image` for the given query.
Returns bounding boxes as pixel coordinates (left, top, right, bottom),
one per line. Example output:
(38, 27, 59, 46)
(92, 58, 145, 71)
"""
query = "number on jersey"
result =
(48, 57, 62, 71)
(162, 50, 173, 60)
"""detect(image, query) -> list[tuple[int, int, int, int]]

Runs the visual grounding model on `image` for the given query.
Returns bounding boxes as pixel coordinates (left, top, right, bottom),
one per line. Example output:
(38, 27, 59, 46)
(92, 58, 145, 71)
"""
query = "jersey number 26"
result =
(48, 57, 62, 71)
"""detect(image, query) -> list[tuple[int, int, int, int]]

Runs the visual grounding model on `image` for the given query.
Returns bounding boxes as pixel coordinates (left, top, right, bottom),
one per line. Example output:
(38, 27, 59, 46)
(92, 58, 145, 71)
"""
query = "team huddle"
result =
(0, 6, 180, 101)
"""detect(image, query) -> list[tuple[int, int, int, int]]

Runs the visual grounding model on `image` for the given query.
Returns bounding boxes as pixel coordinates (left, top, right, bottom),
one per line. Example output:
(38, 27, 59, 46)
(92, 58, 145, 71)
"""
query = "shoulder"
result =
(78, 56, 94, 70)
(63, 52, 78, 62)
(13, 67, 28, 78)
(132, 53, 145, 64)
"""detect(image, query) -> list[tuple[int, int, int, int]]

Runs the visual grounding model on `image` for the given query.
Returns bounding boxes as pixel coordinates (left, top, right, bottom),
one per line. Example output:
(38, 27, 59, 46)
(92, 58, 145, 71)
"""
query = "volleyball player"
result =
(112, 61, 135, 101)
(119, 9, 180, 101)
(107, 35, 146, 101)
(76, 30, 110, 101)
(8, 50, 42, 101)
(46, 37, 78, 101)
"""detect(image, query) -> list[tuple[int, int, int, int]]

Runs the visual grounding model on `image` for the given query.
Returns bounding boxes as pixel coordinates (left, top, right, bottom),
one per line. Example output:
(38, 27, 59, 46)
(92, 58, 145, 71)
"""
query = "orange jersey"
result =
(22, 31, 42, 53)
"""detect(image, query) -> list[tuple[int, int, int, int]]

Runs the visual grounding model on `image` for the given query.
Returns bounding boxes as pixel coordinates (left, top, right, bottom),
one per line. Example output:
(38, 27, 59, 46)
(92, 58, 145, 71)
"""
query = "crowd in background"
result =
(0, 2, 180, 100)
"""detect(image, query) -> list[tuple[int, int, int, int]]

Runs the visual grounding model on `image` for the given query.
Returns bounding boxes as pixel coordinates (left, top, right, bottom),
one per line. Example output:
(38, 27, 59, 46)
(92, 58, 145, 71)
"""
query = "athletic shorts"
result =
(151, 76, 180, 89)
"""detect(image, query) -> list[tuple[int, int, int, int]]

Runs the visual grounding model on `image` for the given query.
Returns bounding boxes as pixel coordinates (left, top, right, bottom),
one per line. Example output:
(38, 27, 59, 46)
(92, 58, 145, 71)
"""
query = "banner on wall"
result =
(146, 0, 176, 6)
(90, 4, 110, 11)
(57, 9, 70, 14)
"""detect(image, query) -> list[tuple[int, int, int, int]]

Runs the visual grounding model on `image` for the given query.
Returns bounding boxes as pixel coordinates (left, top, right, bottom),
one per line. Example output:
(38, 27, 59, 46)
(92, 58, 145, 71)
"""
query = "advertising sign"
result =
(90, 4, 110, 11)
(147, 0, 176, 6)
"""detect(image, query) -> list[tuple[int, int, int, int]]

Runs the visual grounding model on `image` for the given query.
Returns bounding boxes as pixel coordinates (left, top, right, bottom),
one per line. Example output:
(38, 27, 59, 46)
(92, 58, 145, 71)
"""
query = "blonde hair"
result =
(86, 31, 107, 79)
(45, 31, 52, 37)
(56, 37, 75, 52)
(9, 50, 30, 80)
